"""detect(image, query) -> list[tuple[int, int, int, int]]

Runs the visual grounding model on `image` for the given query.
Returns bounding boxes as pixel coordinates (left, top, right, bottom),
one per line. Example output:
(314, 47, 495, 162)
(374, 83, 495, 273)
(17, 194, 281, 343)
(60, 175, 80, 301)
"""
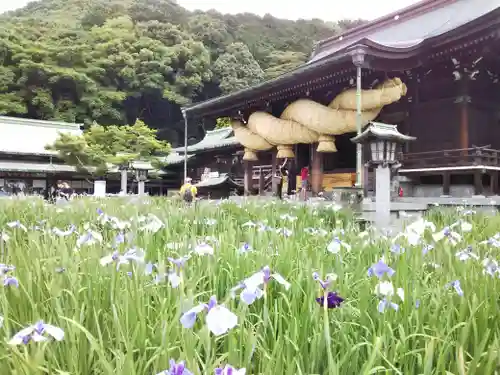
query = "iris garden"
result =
(0, 198, 499, 374)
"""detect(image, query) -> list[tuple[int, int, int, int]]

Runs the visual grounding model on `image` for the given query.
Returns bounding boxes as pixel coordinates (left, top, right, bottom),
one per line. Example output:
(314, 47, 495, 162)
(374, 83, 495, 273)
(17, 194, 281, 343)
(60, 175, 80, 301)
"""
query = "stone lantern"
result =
(133, 164, 149, 195)
(351, 122, 415, 229)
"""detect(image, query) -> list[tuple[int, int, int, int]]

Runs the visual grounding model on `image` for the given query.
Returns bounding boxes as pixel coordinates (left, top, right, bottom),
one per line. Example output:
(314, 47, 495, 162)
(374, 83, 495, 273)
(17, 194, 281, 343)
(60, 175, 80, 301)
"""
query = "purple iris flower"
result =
(368, 260, 395, 279)
(312, 272, 332, 290)
(180, 295, 238, 336)
(378, 298, 399, 313)
(168, 256, 190, 269)
(4, 276, 19, 288)
(390, 244, 405, 255)
(145, 262, 157, 276)
(422, 244, 434, 255)
(156, 359, 193, 375)
(8, 320, 64, 345)
(215, 365, 246, 374)
(0, 264, 15, 274)
(446, 280, 464, 296)
(316, 292, 344, 309)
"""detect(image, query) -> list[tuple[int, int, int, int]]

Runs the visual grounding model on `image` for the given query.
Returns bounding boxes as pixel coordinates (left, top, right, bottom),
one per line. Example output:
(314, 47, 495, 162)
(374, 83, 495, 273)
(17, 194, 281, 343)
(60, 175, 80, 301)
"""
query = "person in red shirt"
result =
(300, 165, 309, 201)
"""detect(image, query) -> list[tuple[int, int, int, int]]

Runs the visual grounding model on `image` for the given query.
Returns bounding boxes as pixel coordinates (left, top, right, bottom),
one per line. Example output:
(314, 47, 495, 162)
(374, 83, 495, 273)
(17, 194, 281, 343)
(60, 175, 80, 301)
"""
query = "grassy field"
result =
(0, 197, 499, 375)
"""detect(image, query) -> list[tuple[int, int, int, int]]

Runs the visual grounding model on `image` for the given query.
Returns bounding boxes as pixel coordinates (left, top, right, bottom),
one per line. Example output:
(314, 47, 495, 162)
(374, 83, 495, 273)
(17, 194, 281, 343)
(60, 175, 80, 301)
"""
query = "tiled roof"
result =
(174, 128, 241, 153)
(310, 0, 498, 62)
(0, 161, 77, 173)
(0, 116, 83, 156)
(161, 153, 194, 165)
(195, 173, 243, 188)
(351, 121, 417, 143)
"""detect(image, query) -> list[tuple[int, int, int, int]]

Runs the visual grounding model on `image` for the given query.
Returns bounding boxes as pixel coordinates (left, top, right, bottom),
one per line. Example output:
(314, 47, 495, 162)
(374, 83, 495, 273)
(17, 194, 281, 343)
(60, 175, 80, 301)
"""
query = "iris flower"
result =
(390, 244, 405, 255)
(215, 365, 246, 374)
(446, 280, 464, 296)
(180, 295, 237, 336)
(193, 242, 214, 256)
(100, 248, 145, 269)
(6, 221, 27, 231)
(75, 229, 103, 249)
(313, 272, 343, 309)
(422, 244, 434, 255)
(156, 360, 193, 375)
(8, 320, 64, 345)
(139, 214, 164, 233)
(238, 243, 252, 255)
(375, 281, 404, 313)
(455, 246, 479, 261)
(1, 264, 18, 287)
(52, 225, 76, 237)
(230, 266, 290, 305)
(327, 237, 351, 254)
(3, 276, 18, 288)
(482, 258, 499, 277)
(367, 259, 395, 279)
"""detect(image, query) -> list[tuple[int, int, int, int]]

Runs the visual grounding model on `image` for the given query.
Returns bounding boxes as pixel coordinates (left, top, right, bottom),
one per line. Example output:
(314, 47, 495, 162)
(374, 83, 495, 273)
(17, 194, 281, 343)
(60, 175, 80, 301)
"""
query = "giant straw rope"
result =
(231, 78, 407, 160)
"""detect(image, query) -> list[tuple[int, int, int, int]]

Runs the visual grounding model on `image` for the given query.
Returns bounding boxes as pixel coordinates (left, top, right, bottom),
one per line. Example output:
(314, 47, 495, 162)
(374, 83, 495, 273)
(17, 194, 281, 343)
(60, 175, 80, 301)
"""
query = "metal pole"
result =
(182, 110, 188, 181)
(355, 64, 363, 188)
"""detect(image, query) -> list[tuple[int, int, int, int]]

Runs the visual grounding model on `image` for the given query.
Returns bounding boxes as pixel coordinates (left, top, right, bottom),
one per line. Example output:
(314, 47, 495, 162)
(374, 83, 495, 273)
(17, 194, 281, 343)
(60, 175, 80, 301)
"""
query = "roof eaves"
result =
(182, 51, 351, 118)
(0, 115, 83, 131)
(312, 0, 453, 58)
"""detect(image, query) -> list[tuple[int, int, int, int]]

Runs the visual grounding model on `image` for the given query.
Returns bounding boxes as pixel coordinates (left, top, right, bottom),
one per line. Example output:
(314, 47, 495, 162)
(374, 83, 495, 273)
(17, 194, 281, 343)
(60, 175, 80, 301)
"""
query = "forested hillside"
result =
(0, 0, 365, 145)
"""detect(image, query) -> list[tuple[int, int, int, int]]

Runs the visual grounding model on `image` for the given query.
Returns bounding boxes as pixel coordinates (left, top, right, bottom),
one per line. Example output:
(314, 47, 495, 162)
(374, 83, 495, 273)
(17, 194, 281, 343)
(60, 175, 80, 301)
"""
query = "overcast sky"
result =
(1, 0, 420, 21)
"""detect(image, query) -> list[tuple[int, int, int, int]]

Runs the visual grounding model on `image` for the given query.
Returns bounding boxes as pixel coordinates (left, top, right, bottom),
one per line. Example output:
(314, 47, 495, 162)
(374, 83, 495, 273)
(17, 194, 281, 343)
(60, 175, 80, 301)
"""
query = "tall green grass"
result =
(0, 198, 499, 374)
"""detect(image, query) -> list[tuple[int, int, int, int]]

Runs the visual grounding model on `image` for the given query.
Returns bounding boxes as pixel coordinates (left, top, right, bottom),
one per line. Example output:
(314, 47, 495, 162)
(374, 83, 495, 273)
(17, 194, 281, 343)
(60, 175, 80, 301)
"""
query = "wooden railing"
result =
(252, 164, 273, 179)
(399, 146, 500, 169)
(252, 164, 274, 194)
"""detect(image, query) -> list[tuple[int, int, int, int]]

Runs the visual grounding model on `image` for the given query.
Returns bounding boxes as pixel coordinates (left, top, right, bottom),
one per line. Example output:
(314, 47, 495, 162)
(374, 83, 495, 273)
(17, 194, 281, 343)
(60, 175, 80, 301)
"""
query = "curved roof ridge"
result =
(311, 0, 454, 58)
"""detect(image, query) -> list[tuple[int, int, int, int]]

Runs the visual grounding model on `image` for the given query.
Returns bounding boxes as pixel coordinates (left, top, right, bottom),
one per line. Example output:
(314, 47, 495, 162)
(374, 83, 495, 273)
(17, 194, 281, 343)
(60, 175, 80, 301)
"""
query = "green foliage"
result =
(46, 119, 171, 175)
(0, 0, 365, 146)
(215, 117, 231, 129)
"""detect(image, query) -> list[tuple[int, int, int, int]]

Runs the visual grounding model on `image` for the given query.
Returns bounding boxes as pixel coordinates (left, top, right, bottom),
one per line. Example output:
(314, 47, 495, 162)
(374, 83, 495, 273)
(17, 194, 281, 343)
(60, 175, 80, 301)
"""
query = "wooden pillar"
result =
(258, 167, 265, 196)
(459, 75, 470, 152)
(311, 143, 323, 195)
(271, 152, 278, 194)
(244, 160, 253, 196)
(474, 170, 482, 196)
(443, 171, 450, 196)
(490, 171, 498, 196)
(406, 71, 419, 154)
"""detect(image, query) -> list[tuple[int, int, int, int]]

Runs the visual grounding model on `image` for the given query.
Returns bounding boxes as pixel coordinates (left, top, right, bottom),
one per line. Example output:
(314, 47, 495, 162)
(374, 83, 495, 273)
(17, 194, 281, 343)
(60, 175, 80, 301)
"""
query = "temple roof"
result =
(195, 173, 243, 189)
(183, 0, 499, 119)
(174, 128, 240, 153)
(351, 121, 417, 143)
(310, 0, 499, 63)
(0, 116, 83, 156)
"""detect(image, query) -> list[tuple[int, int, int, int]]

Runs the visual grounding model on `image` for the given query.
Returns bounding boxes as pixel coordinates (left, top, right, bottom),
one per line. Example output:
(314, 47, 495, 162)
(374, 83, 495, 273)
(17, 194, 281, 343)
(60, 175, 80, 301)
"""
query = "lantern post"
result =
(351, 122, 415, 229)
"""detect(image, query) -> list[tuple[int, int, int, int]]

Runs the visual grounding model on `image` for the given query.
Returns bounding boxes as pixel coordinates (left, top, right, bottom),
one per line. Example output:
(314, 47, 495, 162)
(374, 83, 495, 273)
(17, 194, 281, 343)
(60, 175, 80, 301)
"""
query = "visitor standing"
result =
(180, 177, 197, 204)
(300, 165, 309, 201)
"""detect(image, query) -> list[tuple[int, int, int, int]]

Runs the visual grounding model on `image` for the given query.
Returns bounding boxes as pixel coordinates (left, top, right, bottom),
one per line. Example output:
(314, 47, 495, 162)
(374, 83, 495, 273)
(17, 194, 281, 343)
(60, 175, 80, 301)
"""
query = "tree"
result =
(215, 117, 231, 129)
(0, 0, 364, 147)
(46, 120, 171, 191)
(213, 43, 264, 94)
